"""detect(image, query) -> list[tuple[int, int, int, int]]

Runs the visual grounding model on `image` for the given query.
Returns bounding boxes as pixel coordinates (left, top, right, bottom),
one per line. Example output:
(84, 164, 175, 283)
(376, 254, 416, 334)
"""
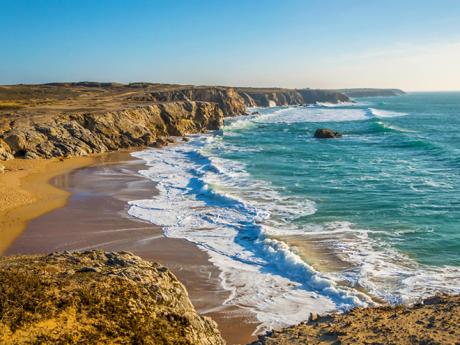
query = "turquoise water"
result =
(129, 93, 460, 330)
(223, 93, 460, 267)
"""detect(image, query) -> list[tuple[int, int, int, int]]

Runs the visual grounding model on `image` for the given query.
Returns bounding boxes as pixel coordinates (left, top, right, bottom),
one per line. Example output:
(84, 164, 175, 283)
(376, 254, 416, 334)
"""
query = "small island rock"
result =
(314, 128, 342, 139)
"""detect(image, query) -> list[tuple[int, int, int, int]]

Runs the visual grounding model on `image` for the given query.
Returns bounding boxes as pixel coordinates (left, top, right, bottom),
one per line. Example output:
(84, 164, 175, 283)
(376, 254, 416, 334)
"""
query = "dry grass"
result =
(0, 252, 224, 345)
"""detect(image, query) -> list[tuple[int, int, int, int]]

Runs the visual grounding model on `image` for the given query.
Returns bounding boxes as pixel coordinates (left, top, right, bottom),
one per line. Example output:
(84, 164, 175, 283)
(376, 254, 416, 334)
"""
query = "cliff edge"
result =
(0, 83, 351, 160)
(0, 251, 225, 345)
(250, 295, 459, 345)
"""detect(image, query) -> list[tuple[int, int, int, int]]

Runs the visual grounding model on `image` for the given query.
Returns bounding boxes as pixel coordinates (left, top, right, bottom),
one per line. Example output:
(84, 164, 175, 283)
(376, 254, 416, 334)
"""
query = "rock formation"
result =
(236, 87, 349, 107)
(133, 86, 248, 116)
(0, 251, 225, 345)
(314, 128, 342, 138)
(0, 101, 223, 159)
(0, 83, 351, 160)
(249, 295, 459, 345)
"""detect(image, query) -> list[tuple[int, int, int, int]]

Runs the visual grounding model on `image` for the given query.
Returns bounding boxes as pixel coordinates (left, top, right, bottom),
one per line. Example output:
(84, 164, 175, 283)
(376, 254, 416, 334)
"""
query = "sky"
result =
(1, 0, 460, 91)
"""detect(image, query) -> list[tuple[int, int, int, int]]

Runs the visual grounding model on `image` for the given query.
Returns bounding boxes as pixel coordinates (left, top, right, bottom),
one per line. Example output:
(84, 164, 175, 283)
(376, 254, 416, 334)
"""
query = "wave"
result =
(128, 136, 371, 332)
(316, 222, 460, 304)
(367, 107, 408, 118)
(315, 101, 357, 108)
(127, 105, 460, 333)
(225, 106, 408, 131)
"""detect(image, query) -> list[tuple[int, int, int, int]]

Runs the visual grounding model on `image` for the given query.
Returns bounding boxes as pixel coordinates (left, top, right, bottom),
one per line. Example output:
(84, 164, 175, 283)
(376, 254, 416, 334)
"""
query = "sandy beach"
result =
(0, 156, 97, 254)
(4, 151, 258, 345)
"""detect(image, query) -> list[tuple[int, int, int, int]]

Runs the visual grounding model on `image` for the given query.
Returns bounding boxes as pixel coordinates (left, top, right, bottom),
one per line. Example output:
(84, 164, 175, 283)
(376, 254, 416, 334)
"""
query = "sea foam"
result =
(128, 104, 460, 333)
(128, 135, 370, 333)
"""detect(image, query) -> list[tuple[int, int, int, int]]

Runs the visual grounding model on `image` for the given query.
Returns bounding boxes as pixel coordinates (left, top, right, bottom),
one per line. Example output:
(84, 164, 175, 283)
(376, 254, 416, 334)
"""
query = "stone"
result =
(314, 128, 342, 139)
(424, 296, 442, 305)
(3, 133, 27, 155)
(24, 151, 40, 159)
(309, 312, 318, 322)
(153, 137, 168, 148)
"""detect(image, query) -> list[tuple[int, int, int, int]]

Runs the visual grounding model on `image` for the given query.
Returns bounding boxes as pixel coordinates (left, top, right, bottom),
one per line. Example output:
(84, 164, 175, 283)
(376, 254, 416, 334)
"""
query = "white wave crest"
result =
(368, 107, 408, 118)
(128, 136, 370, 333)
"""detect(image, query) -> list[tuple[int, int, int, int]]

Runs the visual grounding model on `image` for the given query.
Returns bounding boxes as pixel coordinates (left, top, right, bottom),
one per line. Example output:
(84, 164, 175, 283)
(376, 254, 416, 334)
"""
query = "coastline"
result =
(1, 88, 458, 343)
(4, 151, 259, 345)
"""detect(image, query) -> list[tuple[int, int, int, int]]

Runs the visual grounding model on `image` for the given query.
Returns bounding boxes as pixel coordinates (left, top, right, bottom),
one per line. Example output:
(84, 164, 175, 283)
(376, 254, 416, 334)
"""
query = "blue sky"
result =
(1, 0, 460, 90)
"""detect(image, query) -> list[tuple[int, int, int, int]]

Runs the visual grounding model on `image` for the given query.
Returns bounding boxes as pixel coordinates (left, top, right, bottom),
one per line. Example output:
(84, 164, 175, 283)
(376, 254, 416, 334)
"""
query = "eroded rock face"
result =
(314, 128, 342, 138)
(0, 251, 225, 345)
(132, 86, 248, 117)
(0, 83, 351, 160)
(0, 101, 223, 159)
(236, 88, 350, 107)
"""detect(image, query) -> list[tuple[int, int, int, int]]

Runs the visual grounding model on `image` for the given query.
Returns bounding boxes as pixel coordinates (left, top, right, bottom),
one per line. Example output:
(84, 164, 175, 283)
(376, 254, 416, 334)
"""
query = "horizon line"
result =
(2, 80, 460, 93)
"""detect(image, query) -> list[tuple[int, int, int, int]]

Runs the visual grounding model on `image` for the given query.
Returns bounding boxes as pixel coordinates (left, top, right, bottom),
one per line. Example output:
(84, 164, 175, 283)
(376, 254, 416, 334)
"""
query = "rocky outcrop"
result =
(236, 88, 350, 107)
(127, 85, 351, 111)
(314, 128, 342, 138)
(0, 251, 225, 345)
(0, 83, 351, 160)
(0, 101, 223, 159)
(130, 86, 248, 117)
(249, 295, 460, 345)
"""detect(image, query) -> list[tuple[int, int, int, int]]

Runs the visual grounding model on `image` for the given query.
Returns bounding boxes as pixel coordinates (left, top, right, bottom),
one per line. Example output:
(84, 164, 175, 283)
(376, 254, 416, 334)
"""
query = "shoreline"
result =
(4, 151, 259, 344)
(0, 156, 98, 254)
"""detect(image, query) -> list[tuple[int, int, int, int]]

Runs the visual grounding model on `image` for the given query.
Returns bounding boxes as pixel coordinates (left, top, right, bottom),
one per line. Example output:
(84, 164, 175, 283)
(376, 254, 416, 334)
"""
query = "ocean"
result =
(128, 92, 460, 332)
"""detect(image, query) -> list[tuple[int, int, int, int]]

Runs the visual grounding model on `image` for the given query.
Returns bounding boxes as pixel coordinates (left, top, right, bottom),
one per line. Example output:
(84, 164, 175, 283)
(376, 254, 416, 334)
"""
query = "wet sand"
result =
(0, 156, 96, 254)
(5, 152, 258, 345)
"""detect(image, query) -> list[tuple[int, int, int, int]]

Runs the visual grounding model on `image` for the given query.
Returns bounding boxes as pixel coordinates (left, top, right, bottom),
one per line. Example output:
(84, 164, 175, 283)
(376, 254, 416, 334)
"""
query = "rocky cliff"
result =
(127, 85, 351, 112)
(237, 87, 350, 107)
(0, 251, 225, 345)
(130, 86, 248, 116)
(250, 295, 459, 345)
(0, 101, 223, 160)
(0, 83, 351, 160)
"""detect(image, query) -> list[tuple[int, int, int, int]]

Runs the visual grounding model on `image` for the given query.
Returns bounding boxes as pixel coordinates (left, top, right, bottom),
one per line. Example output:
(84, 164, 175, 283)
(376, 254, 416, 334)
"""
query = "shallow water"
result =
(128, 92, 460, 331)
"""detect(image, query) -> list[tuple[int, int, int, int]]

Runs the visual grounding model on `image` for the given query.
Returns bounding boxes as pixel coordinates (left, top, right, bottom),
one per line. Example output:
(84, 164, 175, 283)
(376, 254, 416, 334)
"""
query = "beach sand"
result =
(0, 156, 96, 255)
(4, 152, 258, 345)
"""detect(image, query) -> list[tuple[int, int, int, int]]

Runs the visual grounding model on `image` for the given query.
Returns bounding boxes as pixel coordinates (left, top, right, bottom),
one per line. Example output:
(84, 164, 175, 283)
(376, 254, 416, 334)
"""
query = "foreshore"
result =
(0, 156, 97, 254)
(2, 151, 258, 345)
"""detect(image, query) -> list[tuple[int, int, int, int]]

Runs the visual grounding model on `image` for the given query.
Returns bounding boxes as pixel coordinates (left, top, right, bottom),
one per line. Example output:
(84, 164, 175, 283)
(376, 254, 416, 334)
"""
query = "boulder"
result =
(314, 128, 342, 139)
(0, 141, 13, 160)
(153, 137, 168, 148)
(3, 132, 28, 155)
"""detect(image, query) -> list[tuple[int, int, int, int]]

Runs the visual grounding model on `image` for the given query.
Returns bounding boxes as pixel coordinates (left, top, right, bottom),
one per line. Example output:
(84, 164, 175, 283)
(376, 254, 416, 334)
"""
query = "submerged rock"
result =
(0, 251, 224, 345)
(314, 128, 342, 139)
